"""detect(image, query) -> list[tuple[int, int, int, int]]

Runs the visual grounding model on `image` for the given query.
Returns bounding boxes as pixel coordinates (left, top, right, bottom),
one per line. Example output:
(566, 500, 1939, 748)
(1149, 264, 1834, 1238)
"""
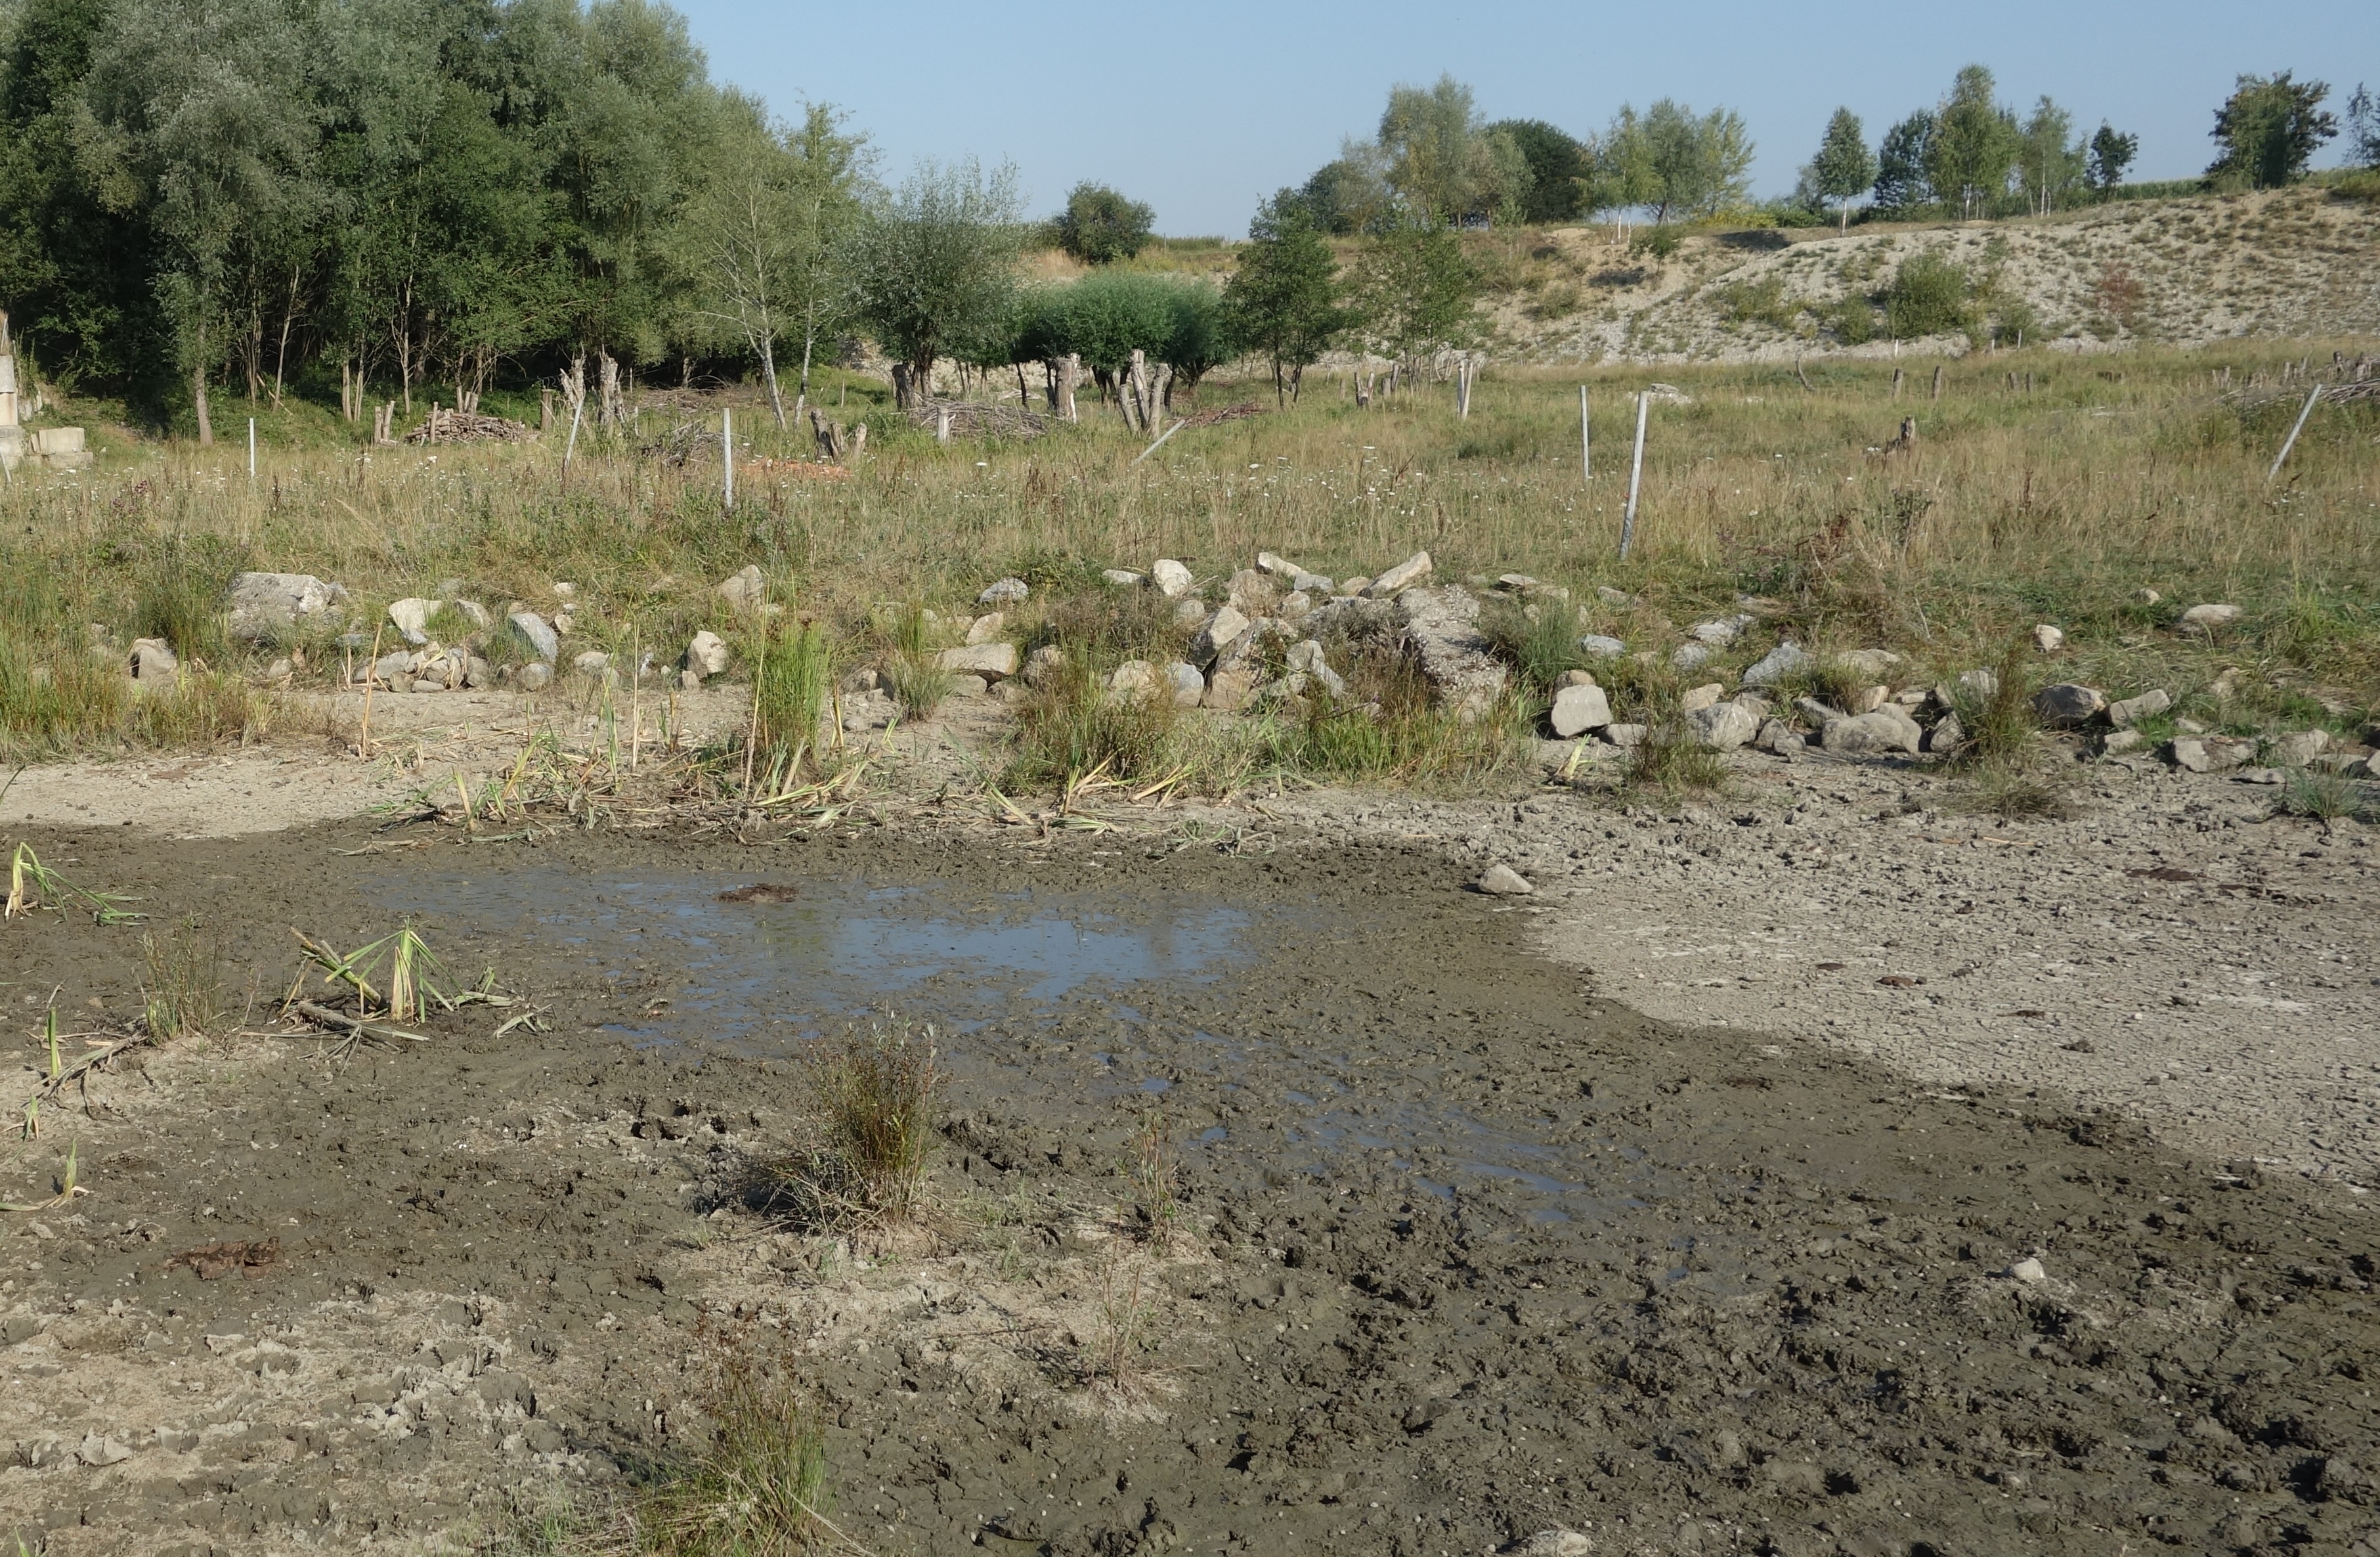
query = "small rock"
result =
(2136, 587, 2161, 605)
(1226, 567, 1278, 612)
(1173, 598, 1208, 626)
(1495, 572, 1540, 592)
(2168, 735, 2254, 773)
(838, 665, 881, 693)
(2105, 688, 2170, 728)
(1256, 551, 1301, 577)
(2009, 1258, 2047, 1284)
(1679, 682, 1724, 713)
(1670, 643, 1713, 671)
(1021, 644, 1067, 688)
(1150, 558, 1196, 598)
(1792, 695, 1838, 726)
(1924, 711, 1964, 753)
(2232, 766, 2284, 785)
(552, 581, 576, 601)
(517, 662, 553, 692)
(454, 599, 492, 629)
(1577, 634, 1626, 658)
(77, 1432, 133, 1467)
(1755, 719, 1804, 756)
(946, 674, 989, 698)
(2268, 730, 2329, 768)
(1189, 605, 1251, 665)
(1740, 641, 1813, 686)
(463, 655, 493, 690)
(1847, 684, 1889, 716)
(687, 630, 730, 676)
(2178, 602, 2241, 636)
(1278, 590, 1314, 621)
(1688, 614, 1752, 647)
(1101, 569, 1146, 587)
(1203, 667, 1257, 711)
(1956, 667, 1999, 699)
(1601, 722, 1646, 747)
(2101, 728, 2144, 755)
(1363, 551, 1433, 598)
(2174, 716, 2209, 734)
(387, 597, 441, 646)
(410, 677, 446, 693)
(1110, 660, 1163, 699)
(1475, 864, 1534, 896)
(1337, 575, 1372, 596)
(2032, 624, 2065, 651)
(261, 657, 292, 681)
(1163, 663, 1205, 707)
(716, 564, 768, 613)
(225, 572, 348, 640)
(978, 577, 1029, 605)
(2032, 683, 2107, 728)
(1830, 647, 1903, 681)
(1550, 683, 1612, 737)
(508, 610, 559, 664)
(1290, 570, 1334, 595)
(1685, 699, 1760, 751)
(129, 638, 179, 684)
(572, 650, 610, 676)
(938, 643, 1019, 680)
(1553, 668, 1599, 690)
(966, 613, 1005, 646)
(1823, 709, 1922, 756)
(1284, 639, 1345, 697)
(1595, 586, 1636, 607)
(1509, 1531, 1592, 1557)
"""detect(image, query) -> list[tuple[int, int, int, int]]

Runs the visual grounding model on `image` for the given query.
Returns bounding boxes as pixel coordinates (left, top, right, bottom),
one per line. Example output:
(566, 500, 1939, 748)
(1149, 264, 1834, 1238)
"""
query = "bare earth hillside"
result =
(1484, 186, 2380, 364)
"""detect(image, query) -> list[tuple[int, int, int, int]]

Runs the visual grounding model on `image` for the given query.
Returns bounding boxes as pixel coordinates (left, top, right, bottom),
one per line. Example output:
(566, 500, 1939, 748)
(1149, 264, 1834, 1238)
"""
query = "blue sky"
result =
(672, 1, 2378, 234)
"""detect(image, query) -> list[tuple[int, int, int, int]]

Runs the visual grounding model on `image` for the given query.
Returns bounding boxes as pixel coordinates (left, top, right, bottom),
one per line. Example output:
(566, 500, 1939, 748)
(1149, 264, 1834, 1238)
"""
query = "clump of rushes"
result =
(1949, 633, 2041, 770)
(764, 1018, 946, 1229)
(1481, 597, 1586, 701)
(638, 1317, 833, 1556)
(142, 917, 225, 1041)
(1622, 680, 1727, 793)
(1005, 658, 1178, 792)
(878, 602, 951, 719)
(749, 616, 831, 778)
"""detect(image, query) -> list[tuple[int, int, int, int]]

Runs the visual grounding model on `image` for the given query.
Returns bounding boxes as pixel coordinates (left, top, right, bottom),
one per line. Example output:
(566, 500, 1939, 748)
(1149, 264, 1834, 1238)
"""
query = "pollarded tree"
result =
(1925, 66, 2018, 219)
(1054, 182, 1153, 265)
(1223, 191, 1349, 405)
(2207, 72, 2338, 188)
(1806, 107, 1876, 232)
(2086, 124, 2138, 196)
(850, 157, 1026, 408)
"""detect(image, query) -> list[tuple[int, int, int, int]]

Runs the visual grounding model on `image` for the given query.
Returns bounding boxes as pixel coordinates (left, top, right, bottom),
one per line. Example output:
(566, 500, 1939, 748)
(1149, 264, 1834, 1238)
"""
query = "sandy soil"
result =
(2, 714, 2375, 1557)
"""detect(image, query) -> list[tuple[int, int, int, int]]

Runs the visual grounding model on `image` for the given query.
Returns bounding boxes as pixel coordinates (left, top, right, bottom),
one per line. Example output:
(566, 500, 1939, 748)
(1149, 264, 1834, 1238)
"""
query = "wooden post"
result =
(1618, 391, 1649, 561)
(561, 396, 582, 490)
(2266, 385, 2323, 484)
(1930, 364, 1944, 400)
(1892, 367, 1904, 399)
(1578, 386, 1590, 482)
(722, 407, 734, 510)
(248, 418, 256, 478)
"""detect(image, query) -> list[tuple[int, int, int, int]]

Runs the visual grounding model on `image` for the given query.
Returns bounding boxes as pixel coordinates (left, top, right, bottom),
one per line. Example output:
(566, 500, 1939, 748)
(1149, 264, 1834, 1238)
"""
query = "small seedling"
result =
(292, 923, 450, 1020)
(1127, 1106, 1180, 1249)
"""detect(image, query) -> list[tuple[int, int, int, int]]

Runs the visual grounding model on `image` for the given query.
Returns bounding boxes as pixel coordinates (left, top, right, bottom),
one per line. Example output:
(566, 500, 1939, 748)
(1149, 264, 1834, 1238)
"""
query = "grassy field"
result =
(2, 336, 2375, 785)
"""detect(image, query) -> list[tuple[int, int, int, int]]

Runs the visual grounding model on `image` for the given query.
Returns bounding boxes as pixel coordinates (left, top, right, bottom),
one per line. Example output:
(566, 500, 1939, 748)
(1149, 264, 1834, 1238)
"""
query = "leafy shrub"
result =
(1885, 252, 1974, 340)
(1631, 225, 1682, 260)
(1714, 276, 1798, 330)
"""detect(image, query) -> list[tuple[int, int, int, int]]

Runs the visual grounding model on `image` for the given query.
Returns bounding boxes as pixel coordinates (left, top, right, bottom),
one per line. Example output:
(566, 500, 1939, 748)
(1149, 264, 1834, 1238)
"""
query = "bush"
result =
(1885, 252, 1974, 340)
(1054, 182, 1154, 265)
(1714, 276, 1798, 330)
(1826, 296, 1877, 344)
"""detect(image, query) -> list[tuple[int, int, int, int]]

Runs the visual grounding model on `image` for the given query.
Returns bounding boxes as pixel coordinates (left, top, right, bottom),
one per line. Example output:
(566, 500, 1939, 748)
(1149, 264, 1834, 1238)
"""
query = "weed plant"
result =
(774, 1019, 945, 1227)
(1481, 598, 1587, 701)
(637, 1319, 832, 1556)
(1949, 636, 2043, 770)
(876, 603, 951, 718)
(1005, 661, 1179, 791)
(142, 917, 225, 1040)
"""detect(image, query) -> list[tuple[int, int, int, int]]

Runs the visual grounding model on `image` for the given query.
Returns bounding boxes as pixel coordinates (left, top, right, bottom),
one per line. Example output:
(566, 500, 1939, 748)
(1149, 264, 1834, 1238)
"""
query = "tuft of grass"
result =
(1126, 1107, 1179, 1250)
(1481, 598, 1586, 701)
(2273, 769, 2378, 823)
(877, 602, 951, 719)
(762, 1018, 945, 1229)
(1619, 680, 1726, 793)
(1958, 767, 2078, 822)
(749, 617, 832, 775)
(1084, 1248, 1156, 1397)
(142, 917, 225, 1041)
(1005, 659, 1179, 792)
(1947, 634, 2040, 770)
(134, 535, 242, 665)
(637, 1318, 833, 1557)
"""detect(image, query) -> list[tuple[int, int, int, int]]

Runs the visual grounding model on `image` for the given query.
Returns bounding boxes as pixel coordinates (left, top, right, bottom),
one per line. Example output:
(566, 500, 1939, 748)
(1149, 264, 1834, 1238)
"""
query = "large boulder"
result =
(1395, 585, 1507, 720)
(225, 572, 347, 641)
(1685, 699, 1761, 751)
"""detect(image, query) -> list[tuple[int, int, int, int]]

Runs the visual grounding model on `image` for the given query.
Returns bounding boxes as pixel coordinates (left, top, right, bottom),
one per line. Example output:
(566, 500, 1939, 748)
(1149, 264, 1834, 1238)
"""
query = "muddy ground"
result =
(3, 819, 2377, 1557)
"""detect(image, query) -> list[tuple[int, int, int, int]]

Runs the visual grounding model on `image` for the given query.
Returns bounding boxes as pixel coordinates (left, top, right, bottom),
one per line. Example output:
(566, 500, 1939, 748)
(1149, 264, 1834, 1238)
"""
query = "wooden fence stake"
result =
(2266, 385, 2324, 484)
(1619, 391, 1649, 561)
(722, 407, 733, 510)
(1930, 364, 1944, 400)
(1578, 386, 1590, 482)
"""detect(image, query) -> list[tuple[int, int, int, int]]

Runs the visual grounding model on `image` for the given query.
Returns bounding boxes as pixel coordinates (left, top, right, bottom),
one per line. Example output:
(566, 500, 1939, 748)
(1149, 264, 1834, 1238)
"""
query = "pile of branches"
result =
(639, 421, 718, 467)
(405, 408, 534, 445)
(2324, 378, 2380, 405)
(907, 398, 1045, 439)
(1178, 401, 1263, 429)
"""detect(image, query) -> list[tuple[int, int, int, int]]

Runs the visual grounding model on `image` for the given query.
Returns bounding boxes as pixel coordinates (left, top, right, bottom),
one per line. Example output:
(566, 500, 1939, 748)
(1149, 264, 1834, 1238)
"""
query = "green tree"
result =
(1925, 66, 2018, 219)
(1291, 154, 1389, 236)
(1349, 218, 1476, 366)
(2086, 124, 2138, 195)
(850, 158, 1026, 408)
(2345, 85, 2379, 169)
(1053, 181, 1153, 265)
(779, 102, 868, 412)
(1158, 279, 1234, 400)
(1597, 99, 1754, 223)
(1222, 192, 1347, 405)
(2207, 72, 2338, 188)
(1872, 110, 1935, 213)
(1484, 119, 1589, 223)
(2016, 97, 2083, 215)
(1806, 107, 1876, 232)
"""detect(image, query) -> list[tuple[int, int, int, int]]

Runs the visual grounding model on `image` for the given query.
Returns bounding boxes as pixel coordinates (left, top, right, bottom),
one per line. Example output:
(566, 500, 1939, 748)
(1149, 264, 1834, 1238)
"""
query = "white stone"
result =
(1550, 683, 1612, 737)
(1475, 864, 1534, 896)
(1755, 719, 1804, 756)
(1741, 642, 1813, 686)
(1511, 1531, 1593, 1557)
(1102, 569, 1145, 587)
(1823, 709, 1922, 756)
(1687, 699, 1761, 751)
(1577, 634, 1626, 658)
(573, 650, 610, 675)
(2101, 728, 2143, 755)
(387, 597, 441, 646)
(1679, 682, 1723, 713)
(1688, 614, 1752, 647)
(225, 572, 347, 640)
(1362, 550, 1433, 598)
(2178, 602, 2241, 636)
(946, 674, 989, 698)
(1256, 550, 1301, 577)
(1173, 597, 1208, 627)
(1150, 558, 1196, 598)
(129, 638, 178, 684)
(508, 611, 558, 664)
(1189, 605, 1251, 664)
(2268, 730, 2330, 768)
(716, 564, 768, 613)
(1163, 662, 1205, 707)
(938, 642, 1019, 680)
(1290, 571, 1335, 595)
(1847, 685, 1889, 716)
(2010, 1258, 2047, 1284)
(978, 577, 1029, 605)
(687, 630, 730, 676)
(1671, 643, 1713, 672)
(966, 613, 1005, 646)
(2032, 624, 2066, 651)
(1601, 723, 1646, 747)
(2105, 688, 2170, 728)
(1830, 648, 1903, 681)
(1110, 660, 1163, 699)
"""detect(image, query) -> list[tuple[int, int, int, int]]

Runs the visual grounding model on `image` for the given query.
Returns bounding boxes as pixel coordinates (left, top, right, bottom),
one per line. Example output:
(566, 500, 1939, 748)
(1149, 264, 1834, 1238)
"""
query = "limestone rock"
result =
(716, 564, 768, 613)
(1021, 644, 1066, 689)
(1363, 550, 1433, 598)
(1475, 864, 1534, 896)
(1290, 570, 1335, 596)
(2269, 730, 2329, 768)
(1549, 682, 1612, 737)
(1823, 709, 1922, 756)
(1688, 614, 1753, 647)
(1686, 699, 1760, 750)
(1278, 590, 1314, 621)
(1741, 641, 1813, 686)
(1284, 639, 1345, 698)
(2168, 735, 2254, 773)
(2010, 1258, 2047, 1284)
(517, 662, 553, 691)
(508, 611, 559, 664)
(2032, 683, 2107, 728)
(1202, 667, 1257, 711)
(1101, 569, 1145, 587)
(129, 638, 179, 684)
(1188, 605, 1251, 665)
(1553, 668, 1599, 690)
(225, 572, 347, 640)
(1338, 576, 1372, 597)
(978, 577, 1029, 605)
(1601, 723, 1646, 746)
(2032, 624, 2066, 651)
(1670, 643, 1713, 672)
(938, 642, 1019, 680)
(387, 597, 441, 647)
(1755, 719, 1804, 756)
(1226, 568, 1279, 613)
(687, 630, 729, 676)
(1679, 682, 1723, 713)
(1396, 586, 1507, 720)
(1256, 550, 1301, 577)
(1110, 660, 1163, 699)
(1172, 597, 1208, 627)
(1150, 558, 1196, 598)
(1830, 648, 1903, 682)
(1578, 634, 1626, 658)
(2105, 688, 2169, 728)
(966, 613, 1005, 646)
(2178, 602, 2241, 636)
(1163, 662, 1205, 707)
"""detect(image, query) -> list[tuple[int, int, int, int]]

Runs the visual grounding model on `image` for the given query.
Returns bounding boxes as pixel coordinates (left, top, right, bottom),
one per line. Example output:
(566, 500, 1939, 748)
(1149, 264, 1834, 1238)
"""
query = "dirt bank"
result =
(3, 820, 2375, 1556)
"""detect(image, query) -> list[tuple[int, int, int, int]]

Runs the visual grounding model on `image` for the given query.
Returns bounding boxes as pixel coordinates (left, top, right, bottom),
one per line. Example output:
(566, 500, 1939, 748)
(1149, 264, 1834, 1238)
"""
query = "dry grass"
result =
(760, 1019, 946, 1231)
(141, 917, 225, 1041)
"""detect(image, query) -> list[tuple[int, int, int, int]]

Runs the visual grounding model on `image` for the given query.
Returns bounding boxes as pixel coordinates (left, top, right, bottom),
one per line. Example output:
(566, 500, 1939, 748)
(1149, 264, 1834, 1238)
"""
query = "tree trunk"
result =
(194, 361, 213, 447)
(1056, 355, 1080, 422)
(796, 330, 815, 418)
(891, 361, 914, 410)
(761, 338, 786, 429)
(1290, 363, 1304, 405)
